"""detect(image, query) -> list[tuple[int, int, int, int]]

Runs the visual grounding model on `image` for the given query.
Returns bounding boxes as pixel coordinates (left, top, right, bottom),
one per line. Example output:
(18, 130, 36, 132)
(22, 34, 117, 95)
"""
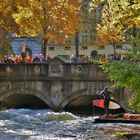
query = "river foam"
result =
(0, 109, 140, 140)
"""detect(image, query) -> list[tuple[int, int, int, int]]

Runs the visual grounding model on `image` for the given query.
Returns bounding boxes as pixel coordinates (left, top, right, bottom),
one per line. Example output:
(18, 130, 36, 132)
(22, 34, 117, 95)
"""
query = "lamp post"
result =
(75, 31, 79, 61)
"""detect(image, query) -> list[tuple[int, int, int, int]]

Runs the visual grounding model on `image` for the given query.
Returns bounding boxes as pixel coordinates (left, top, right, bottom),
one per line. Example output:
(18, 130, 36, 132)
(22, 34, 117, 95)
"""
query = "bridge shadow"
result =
(63, 95, 99, 116)
(3, 94, 50, 109)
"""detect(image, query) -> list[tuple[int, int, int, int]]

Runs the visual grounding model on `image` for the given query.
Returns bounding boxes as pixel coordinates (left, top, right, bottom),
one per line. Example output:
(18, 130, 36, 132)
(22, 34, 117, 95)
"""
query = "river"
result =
(0, 109, 140, 140)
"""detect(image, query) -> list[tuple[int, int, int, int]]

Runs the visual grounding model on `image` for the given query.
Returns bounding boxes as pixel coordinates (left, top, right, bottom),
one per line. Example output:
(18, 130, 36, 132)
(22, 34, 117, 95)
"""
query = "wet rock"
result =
(124, 134, 140, 140)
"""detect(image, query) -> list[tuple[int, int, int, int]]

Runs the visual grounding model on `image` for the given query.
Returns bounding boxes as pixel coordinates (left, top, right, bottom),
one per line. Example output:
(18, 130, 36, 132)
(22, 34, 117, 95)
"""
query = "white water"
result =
(0, 109, 140, 140)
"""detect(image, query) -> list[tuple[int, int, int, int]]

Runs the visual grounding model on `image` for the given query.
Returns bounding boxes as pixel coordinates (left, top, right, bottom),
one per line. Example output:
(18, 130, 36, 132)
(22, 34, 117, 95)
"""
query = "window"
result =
(65, 46, 71, 50)
(116, 45, 122, 49)
(49, 46, 55, 51)
(98, 46, 105, 50)
(81, 46, 88, 50)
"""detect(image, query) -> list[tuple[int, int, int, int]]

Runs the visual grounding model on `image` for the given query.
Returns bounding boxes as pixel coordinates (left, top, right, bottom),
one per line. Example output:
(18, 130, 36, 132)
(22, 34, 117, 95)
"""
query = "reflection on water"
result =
(0, 109, 140, 140)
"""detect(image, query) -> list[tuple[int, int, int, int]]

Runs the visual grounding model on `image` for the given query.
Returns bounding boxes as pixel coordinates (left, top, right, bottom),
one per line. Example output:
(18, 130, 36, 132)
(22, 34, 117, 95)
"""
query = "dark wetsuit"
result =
(100, 90, 113, 116)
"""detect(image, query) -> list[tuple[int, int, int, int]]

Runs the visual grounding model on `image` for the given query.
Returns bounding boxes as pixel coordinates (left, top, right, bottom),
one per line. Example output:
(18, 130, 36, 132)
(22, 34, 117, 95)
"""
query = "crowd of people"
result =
(1, 52, 51, 64)
(0, 51, 124, 64)
(70, 53, 123, 63)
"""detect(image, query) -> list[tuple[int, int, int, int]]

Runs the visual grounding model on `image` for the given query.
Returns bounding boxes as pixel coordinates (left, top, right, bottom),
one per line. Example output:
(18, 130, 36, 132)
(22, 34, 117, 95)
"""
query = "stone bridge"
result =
(0, 57, 131, 111)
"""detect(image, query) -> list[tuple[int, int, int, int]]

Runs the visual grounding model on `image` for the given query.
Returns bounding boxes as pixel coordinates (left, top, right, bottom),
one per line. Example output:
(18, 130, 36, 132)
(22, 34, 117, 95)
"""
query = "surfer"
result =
(100, 87, 114, 117)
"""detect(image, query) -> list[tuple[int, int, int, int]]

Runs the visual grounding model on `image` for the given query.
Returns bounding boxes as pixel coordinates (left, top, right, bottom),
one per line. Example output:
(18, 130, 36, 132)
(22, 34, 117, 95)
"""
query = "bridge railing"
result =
(0, 63, 108, 81)
(64, 63, 107, 80)
(0, 64, 48, 81)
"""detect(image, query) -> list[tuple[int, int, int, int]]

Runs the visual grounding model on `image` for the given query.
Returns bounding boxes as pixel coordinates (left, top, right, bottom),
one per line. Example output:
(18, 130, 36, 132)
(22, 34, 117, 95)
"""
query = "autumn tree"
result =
(95, 4, 125, 54)
(90, 0, 140, 29)
(13, 0, 81, 56)
(90, 0, 140, 49)
(0, 0, 19, 57)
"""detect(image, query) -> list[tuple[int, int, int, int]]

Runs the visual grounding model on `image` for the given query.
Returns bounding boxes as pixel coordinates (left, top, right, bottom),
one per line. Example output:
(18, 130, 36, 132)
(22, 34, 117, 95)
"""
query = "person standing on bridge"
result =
(100, 87, 114, 117)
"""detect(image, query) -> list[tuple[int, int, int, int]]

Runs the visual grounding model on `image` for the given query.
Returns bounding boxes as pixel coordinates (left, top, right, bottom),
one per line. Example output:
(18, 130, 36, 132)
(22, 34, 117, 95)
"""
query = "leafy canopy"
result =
(0, 0, 19, 55)
(13, 0, 81, 43)
(0, 0, 82, 55)
(90, 0, 140, 51)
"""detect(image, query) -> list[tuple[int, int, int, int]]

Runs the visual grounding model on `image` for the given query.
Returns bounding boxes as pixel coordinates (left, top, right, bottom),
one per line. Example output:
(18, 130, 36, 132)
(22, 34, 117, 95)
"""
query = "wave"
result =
(0, 109, 78, 124)
(41, 112, 78, 122)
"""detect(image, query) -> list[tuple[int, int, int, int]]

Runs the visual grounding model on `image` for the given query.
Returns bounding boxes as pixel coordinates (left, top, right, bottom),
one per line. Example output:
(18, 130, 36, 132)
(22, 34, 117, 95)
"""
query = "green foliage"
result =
(101, 61, 140, 91)
(97, 33, 140, 112)
(100, 60, 140, 112)
(129, 95, 140, 113)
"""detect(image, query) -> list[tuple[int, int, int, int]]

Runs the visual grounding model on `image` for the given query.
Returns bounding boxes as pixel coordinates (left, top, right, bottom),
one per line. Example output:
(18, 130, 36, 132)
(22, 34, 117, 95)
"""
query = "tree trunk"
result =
(132, 26, 137, 47)
(42, 38, 48, 56)
(113, 43, 116, 54)
(75, 31, 79, 61)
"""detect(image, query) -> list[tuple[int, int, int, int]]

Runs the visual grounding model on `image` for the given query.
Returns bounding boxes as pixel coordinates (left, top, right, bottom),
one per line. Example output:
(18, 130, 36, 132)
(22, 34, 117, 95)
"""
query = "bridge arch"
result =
(60, 89, 97, 109)
(0, 88, 54, 109)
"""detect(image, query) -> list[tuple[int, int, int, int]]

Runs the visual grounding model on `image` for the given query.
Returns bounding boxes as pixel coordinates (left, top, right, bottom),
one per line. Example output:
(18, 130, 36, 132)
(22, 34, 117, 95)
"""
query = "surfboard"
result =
(93, 99, 121, 110)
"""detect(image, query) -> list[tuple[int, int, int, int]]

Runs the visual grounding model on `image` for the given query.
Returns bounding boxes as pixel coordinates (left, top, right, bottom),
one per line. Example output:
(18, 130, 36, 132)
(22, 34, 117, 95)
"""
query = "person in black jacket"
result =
(100, 87, 114, 116)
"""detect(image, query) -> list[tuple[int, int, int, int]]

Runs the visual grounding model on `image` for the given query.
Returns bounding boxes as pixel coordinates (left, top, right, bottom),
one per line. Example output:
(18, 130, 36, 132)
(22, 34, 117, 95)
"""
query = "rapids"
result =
(0, 109, 139, 140)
